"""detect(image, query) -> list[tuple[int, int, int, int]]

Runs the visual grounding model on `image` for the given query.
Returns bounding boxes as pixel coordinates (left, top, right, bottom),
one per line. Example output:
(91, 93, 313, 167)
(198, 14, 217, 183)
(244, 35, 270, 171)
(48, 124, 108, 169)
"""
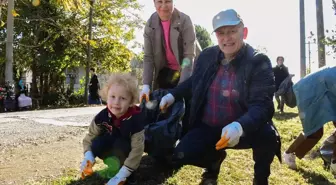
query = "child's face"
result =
(107, 84, 133, 118)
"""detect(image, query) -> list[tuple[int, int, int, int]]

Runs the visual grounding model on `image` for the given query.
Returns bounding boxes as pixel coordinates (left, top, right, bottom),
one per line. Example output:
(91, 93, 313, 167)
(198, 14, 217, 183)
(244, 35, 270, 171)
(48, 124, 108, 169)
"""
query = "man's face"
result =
(154, 0, 174, 21)
(277, 58, 284, 66)
(215, 24, 246, 57)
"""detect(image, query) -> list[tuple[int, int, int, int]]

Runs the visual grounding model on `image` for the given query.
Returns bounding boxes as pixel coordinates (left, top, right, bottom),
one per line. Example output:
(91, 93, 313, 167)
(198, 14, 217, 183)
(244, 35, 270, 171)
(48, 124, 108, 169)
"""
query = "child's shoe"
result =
(283, 152, 297, 170)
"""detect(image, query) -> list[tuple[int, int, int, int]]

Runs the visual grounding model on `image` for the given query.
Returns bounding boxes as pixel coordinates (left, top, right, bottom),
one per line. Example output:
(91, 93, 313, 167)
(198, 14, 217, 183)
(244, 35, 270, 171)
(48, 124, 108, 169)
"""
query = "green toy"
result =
(97, 156, 121, 179)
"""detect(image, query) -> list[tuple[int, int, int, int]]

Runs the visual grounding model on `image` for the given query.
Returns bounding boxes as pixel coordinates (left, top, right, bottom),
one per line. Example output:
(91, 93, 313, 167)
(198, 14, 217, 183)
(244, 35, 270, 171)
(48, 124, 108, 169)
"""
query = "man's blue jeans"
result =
(172, 122, 279, 184)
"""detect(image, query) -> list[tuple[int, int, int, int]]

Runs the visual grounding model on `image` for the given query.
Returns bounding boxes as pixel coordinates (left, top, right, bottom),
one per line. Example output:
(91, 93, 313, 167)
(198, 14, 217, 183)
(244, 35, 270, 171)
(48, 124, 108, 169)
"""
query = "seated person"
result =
(80, 73, 145, 185)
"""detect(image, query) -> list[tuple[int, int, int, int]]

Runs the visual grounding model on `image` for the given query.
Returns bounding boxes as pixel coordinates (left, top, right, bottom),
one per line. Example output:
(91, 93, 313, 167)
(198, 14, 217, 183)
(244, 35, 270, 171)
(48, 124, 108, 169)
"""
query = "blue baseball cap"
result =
(212, 9, 243, 32)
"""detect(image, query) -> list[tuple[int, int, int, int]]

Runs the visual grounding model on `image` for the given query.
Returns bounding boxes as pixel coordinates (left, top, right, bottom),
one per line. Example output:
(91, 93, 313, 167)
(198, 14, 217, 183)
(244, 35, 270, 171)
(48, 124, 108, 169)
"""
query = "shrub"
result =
(42, 92, 68, 107)
(69, 93, 85, 105)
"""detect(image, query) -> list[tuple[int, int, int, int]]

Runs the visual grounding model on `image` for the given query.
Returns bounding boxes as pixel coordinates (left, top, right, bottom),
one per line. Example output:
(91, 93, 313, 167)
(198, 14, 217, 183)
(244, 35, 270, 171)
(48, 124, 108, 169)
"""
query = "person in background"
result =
(272, 56, 289, 113)
(89, 67, 102, 105)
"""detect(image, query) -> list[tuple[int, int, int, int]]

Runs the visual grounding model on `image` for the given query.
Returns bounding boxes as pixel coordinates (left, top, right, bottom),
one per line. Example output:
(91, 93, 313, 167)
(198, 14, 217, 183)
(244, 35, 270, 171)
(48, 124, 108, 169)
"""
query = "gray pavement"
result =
(0, 106, 104, 126)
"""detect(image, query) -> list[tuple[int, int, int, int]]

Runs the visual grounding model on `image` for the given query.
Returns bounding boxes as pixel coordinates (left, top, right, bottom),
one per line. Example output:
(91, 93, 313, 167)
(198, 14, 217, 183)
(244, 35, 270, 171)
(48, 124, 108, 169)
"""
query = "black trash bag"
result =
(140, 89, 185, 158)
(275, 76, 297, 108)
(284, 85, 296, 108)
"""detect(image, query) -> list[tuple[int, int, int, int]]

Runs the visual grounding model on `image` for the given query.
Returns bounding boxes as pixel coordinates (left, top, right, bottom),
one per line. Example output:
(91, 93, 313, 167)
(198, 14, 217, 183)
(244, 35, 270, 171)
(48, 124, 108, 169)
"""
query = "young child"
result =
(80, 73, 145, 185)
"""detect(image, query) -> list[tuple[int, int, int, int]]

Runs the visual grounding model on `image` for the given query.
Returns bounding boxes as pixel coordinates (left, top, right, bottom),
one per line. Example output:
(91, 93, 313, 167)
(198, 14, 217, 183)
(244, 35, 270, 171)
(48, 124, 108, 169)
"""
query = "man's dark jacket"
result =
(89, 74, 99, 99)
(170, 44, 275, 134)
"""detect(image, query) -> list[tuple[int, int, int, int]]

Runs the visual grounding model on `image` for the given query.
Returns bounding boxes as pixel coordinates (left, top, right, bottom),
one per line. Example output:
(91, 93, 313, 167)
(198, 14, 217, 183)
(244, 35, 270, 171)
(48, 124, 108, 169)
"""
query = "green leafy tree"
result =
(195, 24, 213, 49)
(309, 0, 336, 58)
(0, 0, 144, 100)
(325, 0, 336, 56)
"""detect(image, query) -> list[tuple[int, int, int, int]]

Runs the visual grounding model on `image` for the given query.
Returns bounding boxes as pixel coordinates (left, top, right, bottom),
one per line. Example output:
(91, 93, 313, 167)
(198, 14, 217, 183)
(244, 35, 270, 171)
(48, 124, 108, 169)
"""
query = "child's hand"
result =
(107, 176, 126, 185)
(80, 151, 95, 179)
(107, 166, 132, 185)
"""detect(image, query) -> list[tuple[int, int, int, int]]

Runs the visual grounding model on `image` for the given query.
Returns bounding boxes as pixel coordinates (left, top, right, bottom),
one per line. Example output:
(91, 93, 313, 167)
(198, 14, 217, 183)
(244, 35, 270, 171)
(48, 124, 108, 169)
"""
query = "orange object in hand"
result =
(140, 94, 149, 103)
(160, 103, 168, 113)
(81, 160, 94, 179)
(215, 131, 229, 150)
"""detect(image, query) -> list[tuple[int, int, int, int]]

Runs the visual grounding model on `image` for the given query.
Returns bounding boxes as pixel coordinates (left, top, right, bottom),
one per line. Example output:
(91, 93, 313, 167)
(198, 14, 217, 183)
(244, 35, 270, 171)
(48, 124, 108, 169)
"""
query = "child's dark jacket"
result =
(83, 106, 145, 170)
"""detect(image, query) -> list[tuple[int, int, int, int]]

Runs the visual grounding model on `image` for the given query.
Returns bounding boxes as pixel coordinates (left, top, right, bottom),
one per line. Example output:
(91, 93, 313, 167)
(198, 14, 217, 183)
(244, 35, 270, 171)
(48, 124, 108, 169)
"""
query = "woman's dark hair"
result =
(276, 56, 284, 62)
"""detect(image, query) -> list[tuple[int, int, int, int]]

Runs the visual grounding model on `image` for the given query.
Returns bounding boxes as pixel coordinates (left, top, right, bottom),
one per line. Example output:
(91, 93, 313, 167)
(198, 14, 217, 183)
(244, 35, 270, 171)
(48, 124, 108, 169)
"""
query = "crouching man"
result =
(159, 9, 281, 185)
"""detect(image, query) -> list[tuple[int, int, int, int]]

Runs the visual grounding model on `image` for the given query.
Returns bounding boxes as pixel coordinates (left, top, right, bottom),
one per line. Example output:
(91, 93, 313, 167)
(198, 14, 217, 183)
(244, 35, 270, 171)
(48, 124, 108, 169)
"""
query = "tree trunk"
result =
(299, 0, 306, 78)
(31, 59, 38, 98)
(39, 72, 44, 96)
(5, 0, 14, 83)
(0, 63, 5, 85)
(43, 73, 49, 94)
(316, 0, 326, 68)
(69, 76, 75, 93)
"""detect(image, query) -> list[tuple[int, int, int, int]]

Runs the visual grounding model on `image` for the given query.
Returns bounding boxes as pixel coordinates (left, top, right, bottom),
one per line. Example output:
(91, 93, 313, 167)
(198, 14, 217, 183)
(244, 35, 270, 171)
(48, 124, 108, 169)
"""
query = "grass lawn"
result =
(28, 106, 336, 185)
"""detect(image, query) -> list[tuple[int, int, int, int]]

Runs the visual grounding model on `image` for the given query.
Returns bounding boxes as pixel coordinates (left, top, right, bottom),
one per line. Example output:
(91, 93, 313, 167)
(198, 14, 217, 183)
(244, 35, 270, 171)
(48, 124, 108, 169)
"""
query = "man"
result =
(88, 68, 101, 105)
(159, 9, 281, 185)
(272, 56, 289, 113)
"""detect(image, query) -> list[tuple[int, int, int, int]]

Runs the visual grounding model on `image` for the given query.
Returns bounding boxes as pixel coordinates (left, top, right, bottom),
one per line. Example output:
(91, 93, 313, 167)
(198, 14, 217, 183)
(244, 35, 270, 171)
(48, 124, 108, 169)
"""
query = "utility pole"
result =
(316, 0, 326, 68)
(5, 0, 14, 83)
(300, 0, 306, 78)
(84, 0, 94, 104)
(308, 41, 311, 73)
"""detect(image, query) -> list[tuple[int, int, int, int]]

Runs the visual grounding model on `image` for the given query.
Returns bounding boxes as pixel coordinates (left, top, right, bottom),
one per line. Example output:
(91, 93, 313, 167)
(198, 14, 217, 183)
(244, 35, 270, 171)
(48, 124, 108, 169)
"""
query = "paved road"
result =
(0, 106, 104, 126)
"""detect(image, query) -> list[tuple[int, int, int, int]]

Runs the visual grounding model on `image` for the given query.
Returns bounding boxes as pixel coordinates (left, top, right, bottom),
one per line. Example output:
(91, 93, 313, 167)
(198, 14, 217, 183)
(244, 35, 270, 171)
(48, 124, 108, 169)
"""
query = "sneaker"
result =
(201, 151, 226, 184)
(201, 168, 219, 184)
(283, 152, 297, 169)
(200, 177, 218, 185)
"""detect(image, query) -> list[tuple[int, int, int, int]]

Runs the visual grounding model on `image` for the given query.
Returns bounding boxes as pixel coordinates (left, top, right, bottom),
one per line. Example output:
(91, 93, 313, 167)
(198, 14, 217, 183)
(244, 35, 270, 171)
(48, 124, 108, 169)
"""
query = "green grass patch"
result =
(28, 105, 336, 185)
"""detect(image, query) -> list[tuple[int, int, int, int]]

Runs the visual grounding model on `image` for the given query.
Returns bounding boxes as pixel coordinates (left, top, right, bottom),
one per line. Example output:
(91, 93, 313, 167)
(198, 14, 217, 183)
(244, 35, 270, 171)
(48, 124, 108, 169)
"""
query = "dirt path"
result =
(0, 107, 103, 185)
(0, 133, 84, 185)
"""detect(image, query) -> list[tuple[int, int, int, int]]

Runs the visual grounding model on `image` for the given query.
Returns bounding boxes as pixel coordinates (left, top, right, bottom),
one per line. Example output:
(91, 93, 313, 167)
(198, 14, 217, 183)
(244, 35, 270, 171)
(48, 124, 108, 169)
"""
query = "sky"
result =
(134, 0, 336, 83)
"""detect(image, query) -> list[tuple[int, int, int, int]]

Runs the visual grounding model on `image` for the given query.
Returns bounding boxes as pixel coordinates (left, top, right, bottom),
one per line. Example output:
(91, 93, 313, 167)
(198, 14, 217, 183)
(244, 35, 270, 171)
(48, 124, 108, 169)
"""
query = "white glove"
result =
(107, 165, 132, 185)
(80, 151, 95, 173)
(216, 122, 243, 150)
(139, 84, 150, 102)
(159, 93, 175, 111)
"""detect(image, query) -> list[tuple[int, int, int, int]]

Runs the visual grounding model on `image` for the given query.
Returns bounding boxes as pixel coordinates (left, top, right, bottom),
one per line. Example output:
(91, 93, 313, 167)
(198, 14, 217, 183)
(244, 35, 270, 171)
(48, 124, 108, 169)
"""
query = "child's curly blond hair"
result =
(99, 73, 139, 105)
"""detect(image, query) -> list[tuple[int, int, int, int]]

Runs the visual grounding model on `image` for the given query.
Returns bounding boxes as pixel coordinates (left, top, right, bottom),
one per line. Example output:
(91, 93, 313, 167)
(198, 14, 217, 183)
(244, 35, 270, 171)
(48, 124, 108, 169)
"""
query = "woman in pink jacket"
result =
(139, 0, 200, 102)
